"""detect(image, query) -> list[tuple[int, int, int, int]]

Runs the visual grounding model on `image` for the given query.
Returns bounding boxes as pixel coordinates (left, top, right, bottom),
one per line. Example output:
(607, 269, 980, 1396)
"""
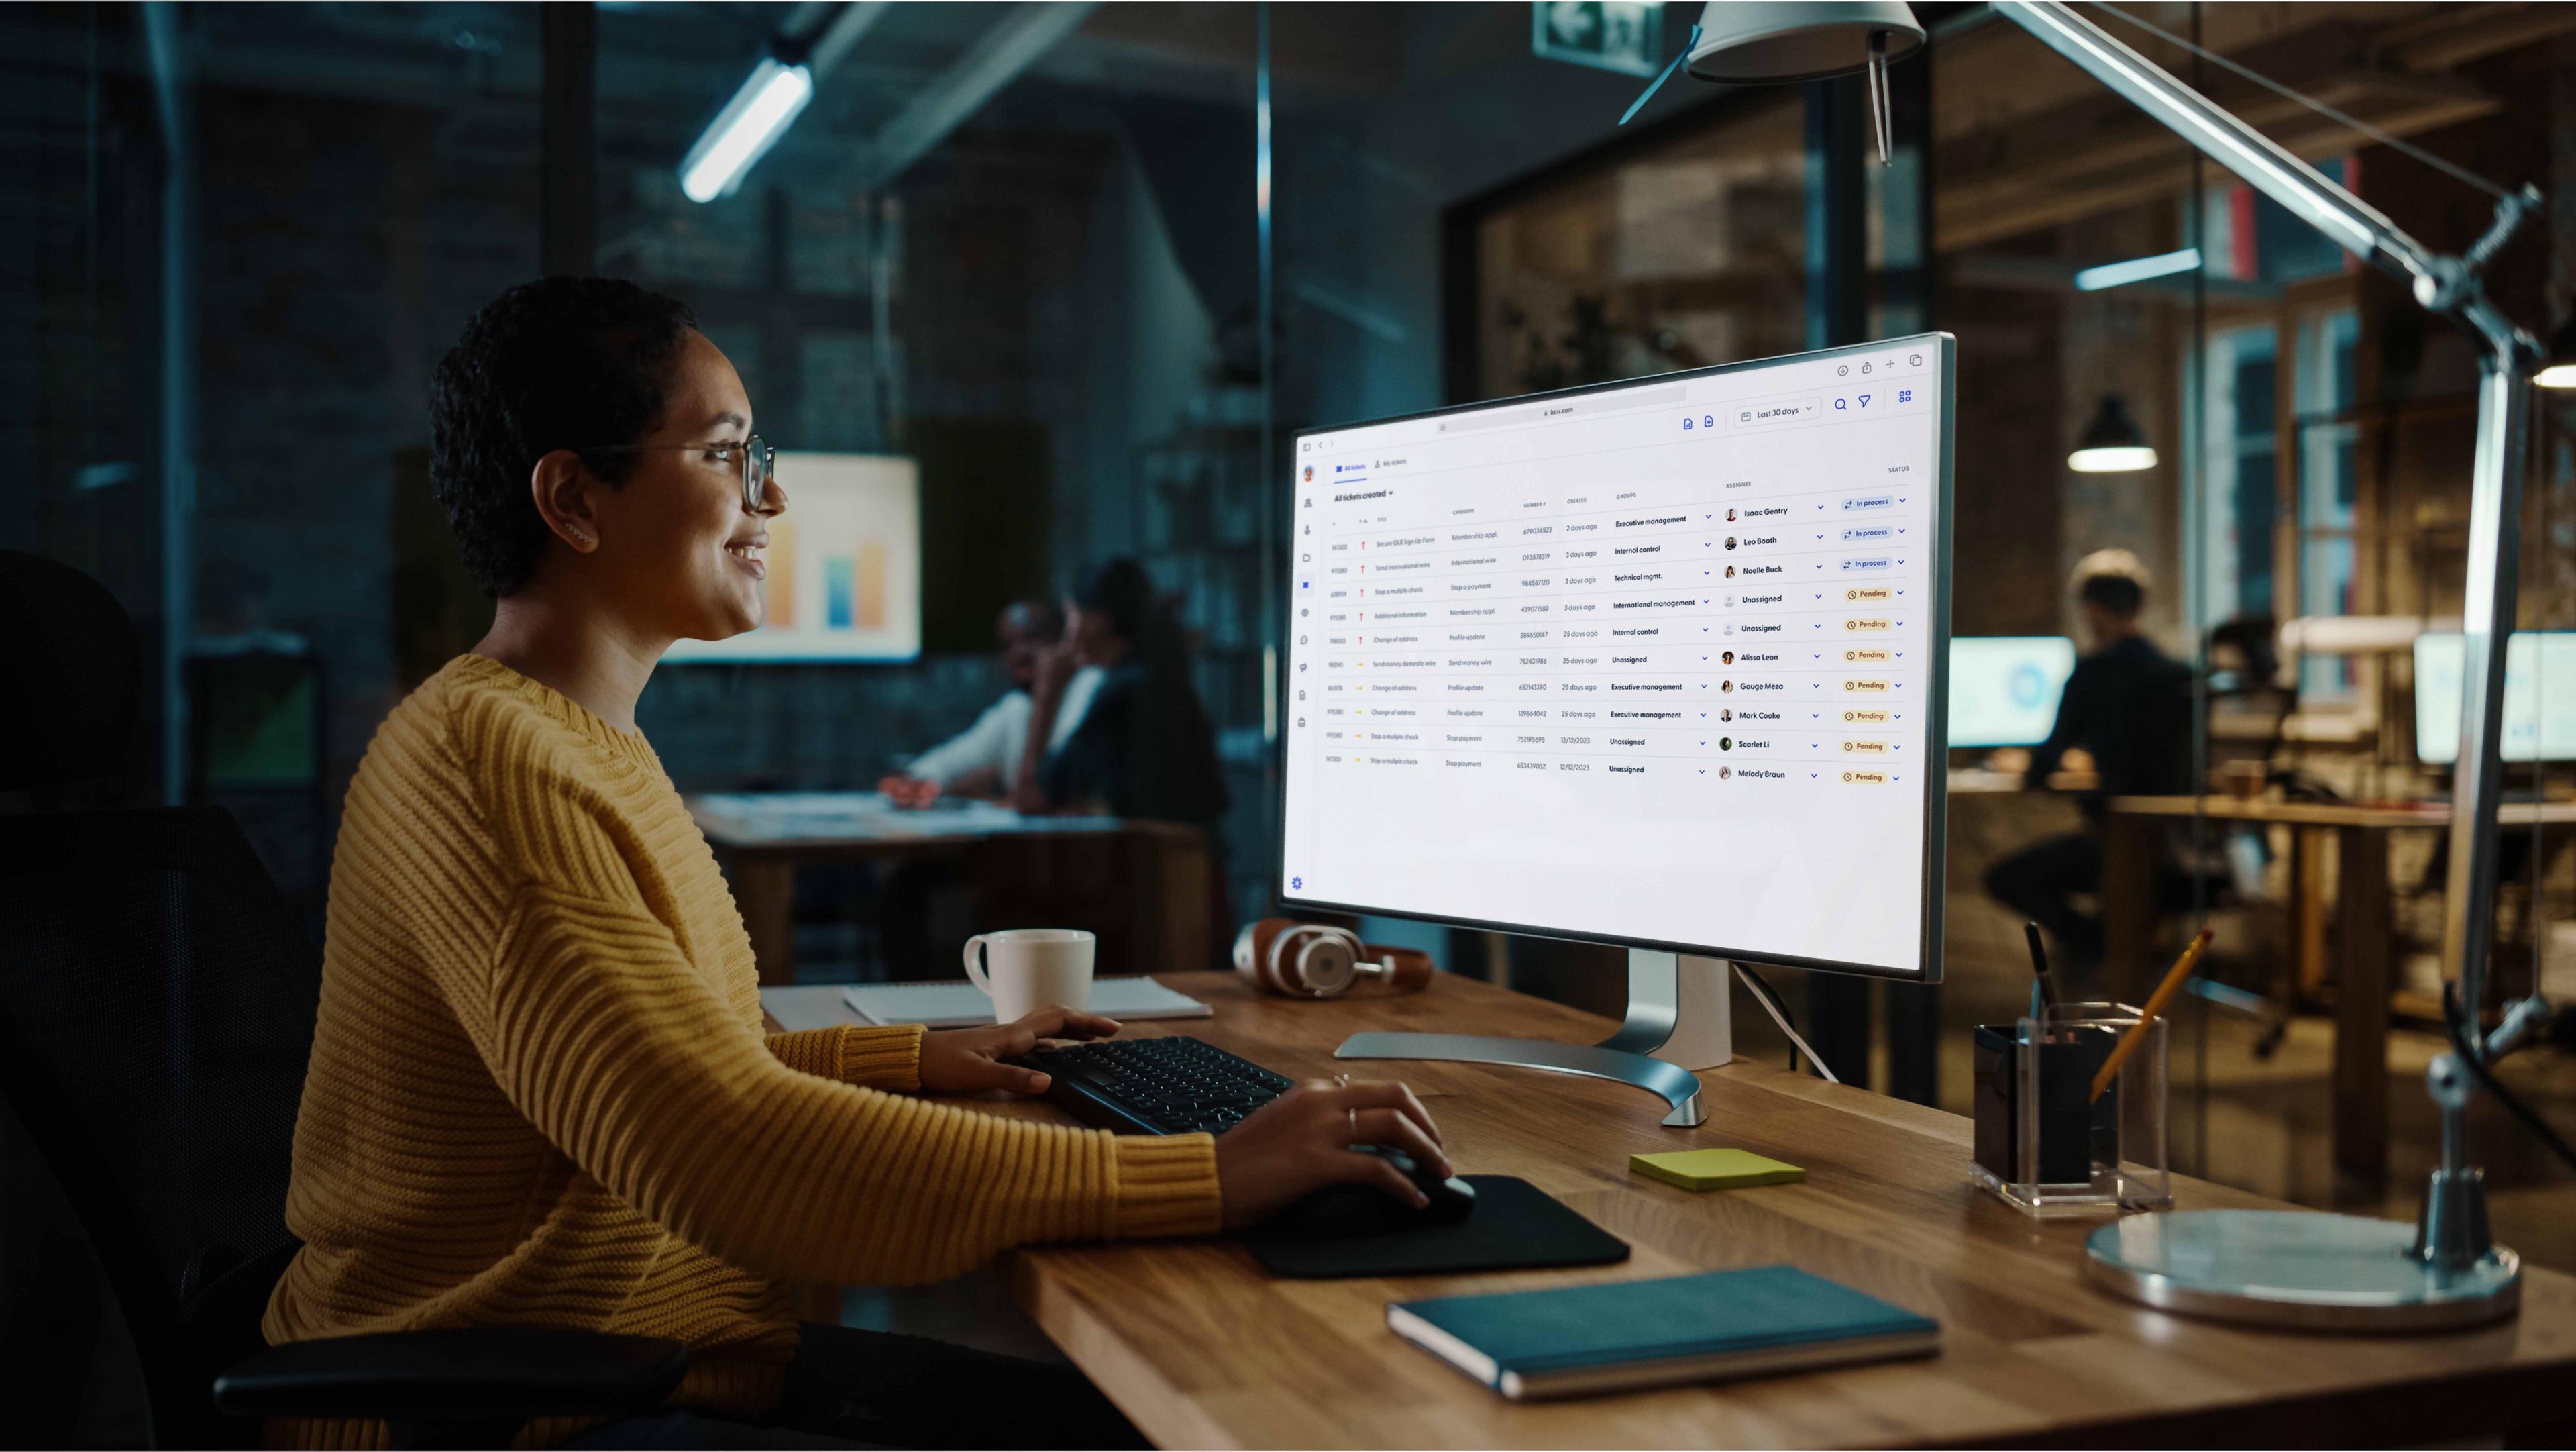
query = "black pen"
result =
(2023, 921, 2059, 1017)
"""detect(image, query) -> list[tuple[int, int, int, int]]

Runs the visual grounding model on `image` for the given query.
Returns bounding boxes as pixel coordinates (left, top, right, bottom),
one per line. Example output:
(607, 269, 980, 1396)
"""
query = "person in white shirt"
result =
(880, 600, 1102, 807)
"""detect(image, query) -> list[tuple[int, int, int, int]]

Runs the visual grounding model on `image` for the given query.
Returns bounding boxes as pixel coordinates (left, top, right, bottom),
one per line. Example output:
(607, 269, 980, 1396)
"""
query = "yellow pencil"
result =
(2090, 927, 2212, 1102)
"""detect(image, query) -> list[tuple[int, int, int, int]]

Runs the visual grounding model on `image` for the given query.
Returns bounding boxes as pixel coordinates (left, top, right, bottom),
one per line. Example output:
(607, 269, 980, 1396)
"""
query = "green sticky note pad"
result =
(1629, 1148, 1807, 1191)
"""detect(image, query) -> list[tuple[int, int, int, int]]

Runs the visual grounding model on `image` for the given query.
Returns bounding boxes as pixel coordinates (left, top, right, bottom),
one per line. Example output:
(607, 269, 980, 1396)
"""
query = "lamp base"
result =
(2084, 1211, 2520, 1331)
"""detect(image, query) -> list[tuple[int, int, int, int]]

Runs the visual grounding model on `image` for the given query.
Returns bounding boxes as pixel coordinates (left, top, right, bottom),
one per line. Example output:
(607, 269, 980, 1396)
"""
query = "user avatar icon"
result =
(1303, 465, 1313, 482)
(1719, 737, 1733, 751)
(1719, 708, 1733, 722)
(1721, 680, 1735, 693)
(1719, 766, 1733, 780)
(1721, 650, 1735, 664)
(1724, 536, 1738, 550)
(1725, 565, 1736, 578)
(1726, 508, 1738, 522)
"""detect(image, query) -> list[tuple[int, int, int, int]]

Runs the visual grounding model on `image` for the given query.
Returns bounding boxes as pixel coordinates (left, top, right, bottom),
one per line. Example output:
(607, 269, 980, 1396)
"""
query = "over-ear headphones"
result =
(1232, 917, 1436, 998)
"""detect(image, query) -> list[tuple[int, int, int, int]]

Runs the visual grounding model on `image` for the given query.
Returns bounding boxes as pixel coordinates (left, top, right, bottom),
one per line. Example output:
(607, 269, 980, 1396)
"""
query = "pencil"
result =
(2023, 921, 2058, 1012)
(2089, 927, 2213, 1102)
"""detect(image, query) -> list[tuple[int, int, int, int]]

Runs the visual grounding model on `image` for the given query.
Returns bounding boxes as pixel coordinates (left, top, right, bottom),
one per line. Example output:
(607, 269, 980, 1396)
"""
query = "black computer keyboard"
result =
(1020, 1036, 1296, 1136)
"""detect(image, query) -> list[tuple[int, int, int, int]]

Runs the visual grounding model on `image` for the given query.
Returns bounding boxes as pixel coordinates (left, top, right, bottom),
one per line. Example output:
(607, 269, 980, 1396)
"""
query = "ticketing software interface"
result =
(1280, 338, 1949, 977)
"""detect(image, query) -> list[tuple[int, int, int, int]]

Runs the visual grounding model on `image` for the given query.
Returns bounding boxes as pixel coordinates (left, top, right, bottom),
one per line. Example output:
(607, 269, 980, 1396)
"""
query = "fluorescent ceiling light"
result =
(2068, 444, 2159, 472)
(681, 58, 814, 204)
(2073, 246, 2202, 292)
(2539, 364, 2576, 389)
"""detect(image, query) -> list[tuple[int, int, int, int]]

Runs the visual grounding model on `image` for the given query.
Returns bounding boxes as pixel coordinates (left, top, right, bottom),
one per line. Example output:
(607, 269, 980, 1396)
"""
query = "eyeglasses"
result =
(578, 434, 777, 511)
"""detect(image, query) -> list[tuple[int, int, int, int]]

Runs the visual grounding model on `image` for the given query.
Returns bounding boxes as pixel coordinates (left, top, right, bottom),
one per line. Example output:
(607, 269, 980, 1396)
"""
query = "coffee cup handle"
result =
(963, 935, 993, 997)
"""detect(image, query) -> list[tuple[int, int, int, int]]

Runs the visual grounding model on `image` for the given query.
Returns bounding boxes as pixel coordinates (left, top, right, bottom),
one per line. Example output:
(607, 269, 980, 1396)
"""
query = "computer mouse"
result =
(1269, 1148, 1475, 1237)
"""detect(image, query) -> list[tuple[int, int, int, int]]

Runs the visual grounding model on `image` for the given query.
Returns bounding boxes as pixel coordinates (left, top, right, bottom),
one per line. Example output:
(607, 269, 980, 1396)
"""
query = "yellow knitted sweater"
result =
(264, 654, 1221, 1442)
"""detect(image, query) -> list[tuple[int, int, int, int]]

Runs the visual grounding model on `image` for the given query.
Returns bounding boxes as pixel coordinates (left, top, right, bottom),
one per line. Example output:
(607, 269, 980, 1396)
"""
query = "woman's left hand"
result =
(917, 1006, 1123, 1095)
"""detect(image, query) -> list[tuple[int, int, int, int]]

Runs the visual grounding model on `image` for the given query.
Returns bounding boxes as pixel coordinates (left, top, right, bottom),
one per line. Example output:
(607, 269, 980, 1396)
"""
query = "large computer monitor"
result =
(1947, 636, 2076, 748)
(1281, 333, 1953, 1118)
(664, 452, 922, 663)
(2414, 631, 2576, 764)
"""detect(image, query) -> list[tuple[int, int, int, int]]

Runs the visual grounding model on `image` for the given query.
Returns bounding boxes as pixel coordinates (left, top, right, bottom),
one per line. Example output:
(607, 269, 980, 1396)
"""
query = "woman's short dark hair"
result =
(1073, 558, 1155, 642)
(429, 276, 698, 595)
(1073, 556, 1186, 670)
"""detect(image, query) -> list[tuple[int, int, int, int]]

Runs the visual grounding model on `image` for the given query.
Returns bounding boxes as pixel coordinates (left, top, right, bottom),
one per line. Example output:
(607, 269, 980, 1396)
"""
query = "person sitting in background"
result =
(879, 600, 1102, 807)
(1010, 558, 1230, 832)
(264, 277, 1445, 1449)
(1984, 549, 2194, 972)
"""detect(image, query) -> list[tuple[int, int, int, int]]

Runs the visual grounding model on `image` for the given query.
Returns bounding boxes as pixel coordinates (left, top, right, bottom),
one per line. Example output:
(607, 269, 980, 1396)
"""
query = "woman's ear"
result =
(529, 450, 600, 553)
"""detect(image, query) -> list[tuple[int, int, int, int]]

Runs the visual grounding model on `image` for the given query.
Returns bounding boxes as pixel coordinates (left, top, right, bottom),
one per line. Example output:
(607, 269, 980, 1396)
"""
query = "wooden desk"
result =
(765, 973, 2576, 1447)
(2102, 794, 2576, 1182)
(691, 792, 1211, 984)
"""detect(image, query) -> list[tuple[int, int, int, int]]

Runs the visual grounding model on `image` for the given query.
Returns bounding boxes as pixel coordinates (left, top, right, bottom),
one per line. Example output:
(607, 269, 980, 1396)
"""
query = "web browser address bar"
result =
(1436, 384, 1688, 434)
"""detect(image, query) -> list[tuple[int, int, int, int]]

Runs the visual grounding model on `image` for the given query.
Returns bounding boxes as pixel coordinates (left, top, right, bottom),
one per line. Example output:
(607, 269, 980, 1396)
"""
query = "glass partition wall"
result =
(5, 1, 2571, 1255)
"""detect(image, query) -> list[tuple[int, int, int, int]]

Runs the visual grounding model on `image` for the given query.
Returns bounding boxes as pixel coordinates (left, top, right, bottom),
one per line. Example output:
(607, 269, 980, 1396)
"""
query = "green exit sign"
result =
(1532, 1, 1665, 78)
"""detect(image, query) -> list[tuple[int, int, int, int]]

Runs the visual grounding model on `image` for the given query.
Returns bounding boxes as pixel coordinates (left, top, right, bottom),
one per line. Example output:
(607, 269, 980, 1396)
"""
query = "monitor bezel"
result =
(1273, 333, 1955, 985)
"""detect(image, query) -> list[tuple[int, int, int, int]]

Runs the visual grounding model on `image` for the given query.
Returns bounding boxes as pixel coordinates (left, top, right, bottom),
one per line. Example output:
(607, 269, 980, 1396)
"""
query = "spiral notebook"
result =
(840, 978, 1213, 1028)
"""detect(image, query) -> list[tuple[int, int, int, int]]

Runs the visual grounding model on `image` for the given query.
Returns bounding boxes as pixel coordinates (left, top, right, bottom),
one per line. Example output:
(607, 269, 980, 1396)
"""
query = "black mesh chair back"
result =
(0, 549, 142, 796)
(0, 805, 321, 1447)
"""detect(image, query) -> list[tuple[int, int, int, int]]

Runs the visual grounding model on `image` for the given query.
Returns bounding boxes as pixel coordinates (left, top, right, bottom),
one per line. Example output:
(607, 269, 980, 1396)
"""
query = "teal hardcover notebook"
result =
(1387, 1266, 1939, 1401)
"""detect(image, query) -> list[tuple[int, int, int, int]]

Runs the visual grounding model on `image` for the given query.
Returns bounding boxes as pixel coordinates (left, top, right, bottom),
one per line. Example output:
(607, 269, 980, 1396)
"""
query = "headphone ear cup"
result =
(1293, 933, 1361, 996)
(1376, 946, 1436, 992)
(1234, 918, 1293, 992)
(1265, 925, 1313, 995)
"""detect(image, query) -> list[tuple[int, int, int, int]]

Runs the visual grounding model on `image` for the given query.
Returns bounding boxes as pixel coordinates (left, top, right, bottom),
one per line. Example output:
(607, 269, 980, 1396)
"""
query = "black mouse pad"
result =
(1240, 1176, 1630, 1280)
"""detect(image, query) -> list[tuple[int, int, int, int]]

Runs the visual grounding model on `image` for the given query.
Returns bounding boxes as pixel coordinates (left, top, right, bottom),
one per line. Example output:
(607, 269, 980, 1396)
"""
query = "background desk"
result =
(2103, 794, 2576, 1181)
(763, 972, 2576, 1448)
(692, 792, 1212, 984)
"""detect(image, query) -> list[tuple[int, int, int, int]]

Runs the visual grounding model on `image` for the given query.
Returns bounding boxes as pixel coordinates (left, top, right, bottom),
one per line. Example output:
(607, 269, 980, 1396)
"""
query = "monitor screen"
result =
(663, 452, 922, 663)
(2413, 631, 2576, 764)
(1279, 335, 1953, 980)
(1947, 637, 2076, 748)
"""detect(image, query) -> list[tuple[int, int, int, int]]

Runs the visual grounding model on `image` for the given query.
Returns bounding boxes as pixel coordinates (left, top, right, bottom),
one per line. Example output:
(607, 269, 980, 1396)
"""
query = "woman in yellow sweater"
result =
(265, 277, 1448, 1449)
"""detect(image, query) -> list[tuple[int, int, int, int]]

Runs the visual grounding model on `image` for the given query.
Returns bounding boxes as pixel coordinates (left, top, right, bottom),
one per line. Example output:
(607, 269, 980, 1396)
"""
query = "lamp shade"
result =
(2068, 395, 2157, 473)
(1686, 1, 1925, 84)
(2540, 314, 2576, 390)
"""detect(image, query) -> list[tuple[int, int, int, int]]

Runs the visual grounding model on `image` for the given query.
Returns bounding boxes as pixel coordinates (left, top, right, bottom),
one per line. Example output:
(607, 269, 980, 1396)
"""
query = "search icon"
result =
(1834, 397, 1848, 411)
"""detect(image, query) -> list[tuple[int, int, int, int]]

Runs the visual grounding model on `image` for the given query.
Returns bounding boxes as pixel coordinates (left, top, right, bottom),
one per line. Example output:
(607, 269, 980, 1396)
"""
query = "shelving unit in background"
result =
(1132, 381, 1274, 935)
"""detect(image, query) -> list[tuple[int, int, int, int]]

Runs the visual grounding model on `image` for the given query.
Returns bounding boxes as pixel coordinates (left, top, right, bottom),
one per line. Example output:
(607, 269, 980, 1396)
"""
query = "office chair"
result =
(0, 552, 686, 1447)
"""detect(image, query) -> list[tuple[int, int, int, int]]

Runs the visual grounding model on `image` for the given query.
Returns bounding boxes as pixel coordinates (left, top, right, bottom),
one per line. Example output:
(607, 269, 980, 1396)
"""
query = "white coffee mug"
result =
(961, 929, 1096, 1023)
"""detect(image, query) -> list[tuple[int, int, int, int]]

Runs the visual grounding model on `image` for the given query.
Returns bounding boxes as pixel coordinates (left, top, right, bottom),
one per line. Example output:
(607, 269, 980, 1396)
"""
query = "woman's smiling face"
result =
(580, 331, 786, 643)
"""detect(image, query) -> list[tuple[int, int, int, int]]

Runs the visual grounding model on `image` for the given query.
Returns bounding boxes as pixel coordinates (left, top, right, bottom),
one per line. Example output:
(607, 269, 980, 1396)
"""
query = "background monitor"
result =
(2413, 631, 2576, 764)
(1946, 636, 2076, 748)
(1278, 334, 1953, 982)
(664, 452, 922, 663)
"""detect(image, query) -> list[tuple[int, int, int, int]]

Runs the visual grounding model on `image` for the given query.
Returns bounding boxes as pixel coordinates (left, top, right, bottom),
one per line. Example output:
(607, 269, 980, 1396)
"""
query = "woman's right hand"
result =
(1212, 1078, 1449, 1229)
(1029, 639, 1083, 702)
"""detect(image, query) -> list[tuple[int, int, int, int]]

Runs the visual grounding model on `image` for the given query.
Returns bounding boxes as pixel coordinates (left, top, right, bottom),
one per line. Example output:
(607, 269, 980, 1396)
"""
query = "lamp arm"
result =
(1992, 2, 2434, 297)
(1992, 0, 2538, 1047)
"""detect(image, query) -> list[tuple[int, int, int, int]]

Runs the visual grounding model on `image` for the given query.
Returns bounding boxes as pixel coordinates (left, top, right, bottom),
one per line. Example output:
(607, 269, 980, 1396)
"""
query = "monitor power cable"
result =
(1733, 963, 1839, 1084)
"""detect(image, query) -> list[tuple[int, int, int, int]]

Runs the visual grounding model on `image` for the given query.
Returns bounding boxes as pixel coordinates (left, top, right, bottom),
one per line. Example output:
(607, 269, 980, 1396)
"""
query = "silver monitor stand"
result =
(1334, 948, 1731, 1126)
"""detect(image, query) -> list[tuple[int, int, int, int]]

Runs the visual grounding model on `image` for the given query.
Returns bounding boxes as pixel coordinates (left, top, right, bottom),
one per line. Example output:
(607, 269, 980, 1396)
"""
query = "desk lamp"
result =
(1648, 0, 2548, 1329)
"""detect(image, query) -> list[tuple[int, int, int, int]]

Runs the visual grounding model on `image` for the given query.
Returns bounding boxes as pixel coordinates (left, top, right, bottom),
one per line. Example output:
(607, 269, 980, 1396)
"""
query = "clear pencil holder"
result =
(1971, 1001, 2170, 1218)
